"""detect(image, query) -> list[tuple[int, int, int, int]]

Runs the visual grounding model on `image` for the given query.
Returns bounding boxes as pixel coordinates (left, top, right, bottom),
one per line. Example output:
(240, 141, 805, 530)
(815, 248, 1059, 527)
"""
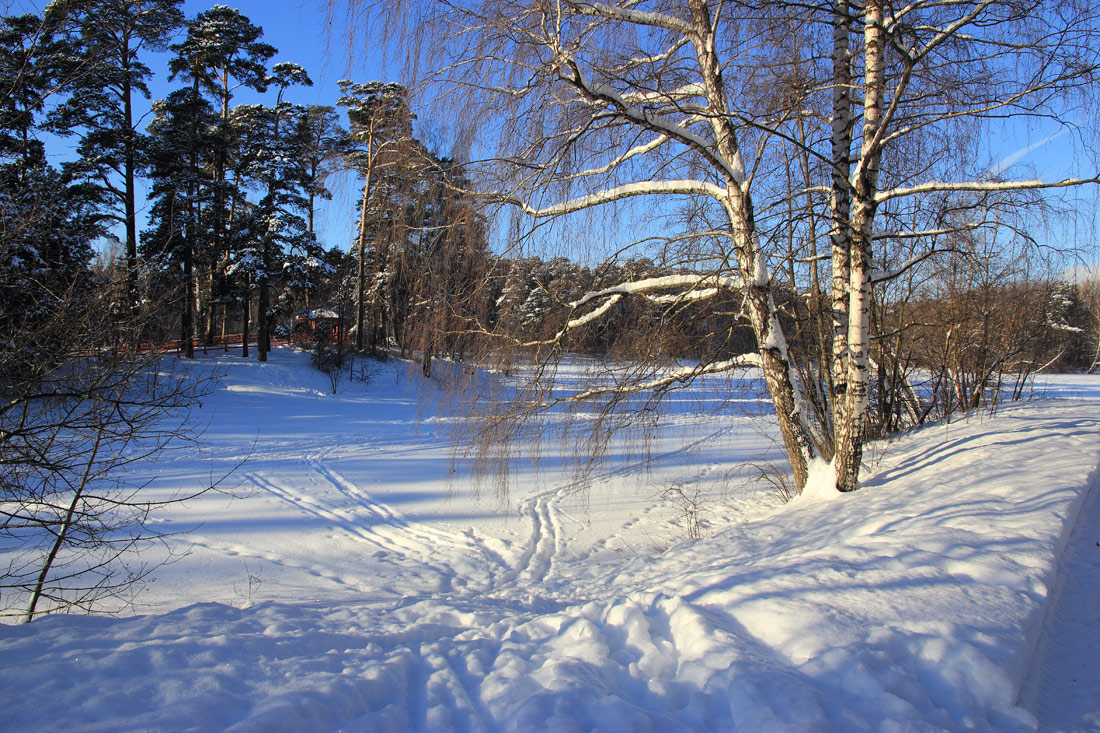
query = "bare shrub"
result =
(663, 484, 706, 541)
(1, 277, 230, 621)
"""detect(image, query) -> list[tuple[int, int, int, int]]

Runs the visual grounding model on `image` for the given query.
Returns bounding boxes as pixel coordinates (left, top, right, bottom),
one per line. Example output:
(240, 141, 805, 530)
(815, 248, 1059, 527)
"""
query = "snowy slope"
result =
(0, 349, 1097, 731)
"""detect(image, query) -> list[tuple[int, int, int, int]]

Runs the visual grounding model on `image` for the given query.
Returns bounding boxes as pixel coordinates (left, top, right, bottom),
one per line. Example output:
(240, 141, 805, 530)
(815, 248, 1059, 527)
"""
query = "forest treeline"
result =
(1, 1, 494, 367)
(0, 0, 494, 618)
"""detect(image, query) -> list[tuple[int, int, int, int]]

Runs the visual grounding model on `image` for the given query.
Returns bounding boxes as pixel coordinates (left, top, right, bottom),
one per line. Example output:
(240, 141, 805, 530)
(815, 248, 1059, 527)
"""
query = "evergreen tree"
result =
(234, 62, 315, 361)
(0, 10, 99, 349)
(295, 104, 345, 238)
(286, 104, 345, 317)
(0, 12, 71, 170)
(169, 6, 275, 346)
(143, 87, 218, 357)
(337, 80, 414, 351)
(55, 0, 185, 311)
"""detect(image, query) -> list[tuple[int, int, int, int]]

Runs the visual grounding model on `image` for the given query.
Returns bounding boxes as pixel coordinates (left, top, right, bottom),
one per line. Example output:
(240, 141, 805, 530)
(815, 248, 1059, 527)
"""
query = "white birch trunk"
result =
(830, 0, 853, 434)
(834, 0, 886, 492)
(687, 0, 818, 489)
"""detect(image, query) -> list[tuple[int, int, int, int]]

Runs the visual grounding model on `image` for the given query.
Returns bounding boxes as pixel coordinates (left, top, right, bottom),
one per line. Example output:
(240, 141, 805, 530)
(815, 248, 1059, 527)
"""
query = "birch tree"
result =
(359, 0, 1099, 492)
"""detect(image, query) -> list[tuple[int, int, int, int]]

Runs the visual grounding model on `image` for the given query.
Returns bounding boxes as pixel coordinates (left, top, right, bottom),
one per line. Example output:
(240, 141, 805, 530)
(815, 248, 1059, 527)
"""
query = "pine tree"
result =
(143, 88, 218, 357)
(295, 104, 345, 239)
(0, 10, 99, 346)
(286, 105, 345, 316)
(337, 80, 414, 351)
(55, 0, 185, 312)
(169, 6, 275, 347)
(239, 62, 315, 361)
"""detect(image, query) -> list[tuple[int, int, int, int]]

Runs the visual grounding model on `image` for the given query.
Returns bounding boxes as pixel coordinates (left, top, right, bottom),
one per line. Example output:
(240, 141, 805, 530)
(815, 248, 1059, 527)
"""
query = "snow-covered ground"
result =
(1, 348, 1097, 731)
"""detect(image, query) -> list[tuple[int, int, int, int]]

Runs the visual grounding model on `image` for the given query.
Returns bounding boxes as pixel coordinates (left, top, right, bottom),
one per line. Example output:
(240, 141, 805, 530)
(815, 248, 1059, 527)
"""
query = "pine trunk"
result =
(242, 275, 250, 358)
(122, 44, 139, 317)
(355, 123, 375, 352)
(183, 232, 194, 359)
(258, 276, 269, 362)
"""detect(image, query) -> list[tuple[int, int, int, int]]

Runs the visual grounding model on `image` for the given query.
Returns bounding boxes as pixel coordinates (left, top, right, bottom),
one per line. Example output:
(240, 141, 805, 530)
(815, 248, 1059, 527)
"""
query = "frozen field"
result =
(1, 348, 1098, 731)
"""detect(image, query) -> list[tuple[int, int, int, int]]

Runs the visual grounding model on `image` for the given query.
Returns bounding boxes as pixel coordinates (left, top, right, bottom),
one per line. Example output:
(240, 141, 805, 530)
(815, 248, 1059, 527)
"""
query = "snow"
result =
(1, 347, 1097, 731)
(299, 307, 341, 319)
(792, 457, 840, 503)
(1018, 417, 1100, 731)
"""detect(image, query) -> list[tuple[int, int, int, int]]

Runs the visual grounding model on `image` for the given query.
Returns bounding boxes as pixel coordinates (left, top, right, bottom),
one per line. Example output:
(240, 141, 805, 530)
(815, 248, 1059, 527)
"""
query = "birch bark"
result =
(688, 0, 817, 488)
(835, 0, 886, 492)
(830, 0, 853, 427)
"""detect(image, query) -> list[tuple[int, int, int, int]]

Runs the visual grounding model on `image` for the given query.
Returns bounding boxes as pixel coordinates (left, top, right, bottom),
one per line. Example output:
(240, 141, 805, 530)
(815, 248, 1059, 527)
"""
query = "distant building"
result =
(294, 308, 346, 344)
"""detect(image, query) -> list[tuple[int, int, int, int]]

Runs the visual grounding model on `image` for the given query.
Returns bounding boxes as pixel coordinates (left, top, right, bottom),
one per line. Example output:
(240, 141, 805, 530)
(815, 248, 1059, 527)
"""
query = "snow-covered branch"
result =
(876, 176, 1100, 203)
(566, 355, 763, 402)
(568, 273, 741, 310)
(872, 223, 980, 240)
(564, 1, 695, 36)
(509, 179, 727, 218)
(620, 83, 706, 105)
(568, 135, 670, 180)
(519, 274, 743, 347)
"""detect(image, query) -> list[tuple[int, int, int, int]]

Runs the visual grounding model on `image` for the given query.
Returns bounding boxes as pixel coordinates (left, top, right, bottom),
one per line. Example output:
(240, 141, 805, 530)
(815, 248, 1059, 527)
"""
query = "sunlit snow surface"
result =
(1, 348, 1097, 731)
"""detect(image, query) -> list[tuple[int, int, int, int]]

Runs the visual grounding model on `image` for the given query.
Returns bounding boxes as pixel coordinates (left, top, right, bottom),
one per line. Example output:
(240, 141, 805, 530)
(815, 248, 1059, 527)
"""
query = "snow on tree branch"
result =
(871, 223, 981, 241)
(567, 134, 671, 180)
(563, 1, 695, 36)
(508, 179, 727, 218)
(568, 273, 741, 311)
(620, 83, 707, 106)
(565, 355, 764, 403)
(875, 176, 1100, 203)
(561, 293, 622, 331)
(514, 274, 742, 349)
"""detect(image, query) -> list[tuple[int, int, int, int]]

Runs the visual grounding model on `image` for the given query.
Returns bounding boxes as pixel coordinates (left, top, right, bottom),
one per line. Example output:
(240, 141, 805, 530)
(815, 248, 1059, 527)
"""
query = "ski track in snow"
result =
(180, 533, 384, 599)
(494, 423, 737, 595)
(309, 455, 480, 557)
(243, 457, 505, 595)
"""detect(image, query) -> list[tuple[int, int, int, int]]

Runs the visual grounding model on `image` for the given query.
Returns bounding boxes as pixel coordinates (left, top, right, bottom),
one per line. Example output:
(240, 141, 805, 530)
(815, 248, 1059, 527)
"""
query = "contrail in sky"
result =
(989, 126, 1071, 176)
